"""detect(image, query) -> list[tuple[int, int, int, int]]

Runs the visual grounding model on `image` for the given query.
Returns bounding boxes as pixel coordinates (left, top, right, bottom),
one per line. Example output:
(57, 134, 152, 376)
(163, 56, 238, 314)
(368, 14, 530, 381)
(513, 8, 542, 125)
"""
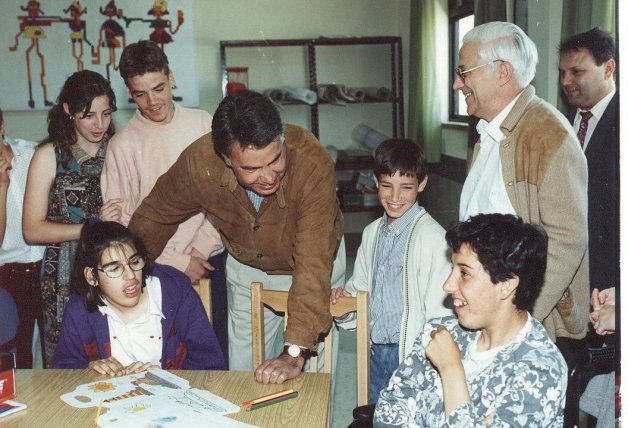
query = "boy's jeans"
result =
(370, 342, 399, 403)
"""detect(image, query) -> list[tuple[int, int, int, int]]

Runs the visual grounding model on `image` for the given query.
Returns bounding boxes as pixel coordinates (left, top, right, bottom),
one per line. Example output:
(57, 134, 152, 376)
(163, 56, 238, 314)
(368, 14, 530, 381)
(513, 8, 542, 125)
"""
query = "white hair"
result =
(463, 21, 538, 87)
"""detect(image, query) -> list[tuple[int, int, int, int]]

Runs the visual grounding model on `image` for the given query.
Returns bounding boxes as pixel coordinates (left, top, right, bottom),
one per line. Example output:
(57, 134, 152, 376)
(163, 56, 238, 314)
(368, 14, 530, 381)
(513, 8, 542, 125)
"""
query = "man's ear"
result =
(373, 175, 379, 189)
(168, 70, 177, 89)
(84, 267, 98, 287)
(498, 60, 515, 87)
(498, 275, 519, 300)
(418, 175, 428, 193)
(604, 58, 616, 80)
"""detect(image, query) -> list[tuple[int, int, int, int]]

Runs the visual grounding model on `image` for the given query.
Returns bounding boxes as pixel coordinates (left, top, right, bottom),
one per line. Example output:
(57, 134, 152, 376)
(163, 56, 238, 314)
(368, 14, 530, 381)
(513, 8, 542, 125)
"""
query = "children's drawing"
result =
(124, 1, 184, 49)
(61, 369, 188, 409)
(91, 0, 127, 81)
(2, 0, 198, 111)
(62, 1, 95, 71)
(8, 0, 61, 108)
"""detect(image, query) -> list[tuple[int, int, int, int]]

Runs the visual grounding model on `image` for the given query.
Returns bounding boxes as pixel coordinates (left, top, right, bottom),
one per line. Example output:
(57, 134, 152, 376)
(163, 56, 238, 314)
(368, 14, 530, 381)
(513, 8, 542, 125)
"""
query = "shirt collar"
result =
(576, 87, 616, 121)
(382, 202, 421, 235)
(3, 136, 25, 158)
(476, 90, 524, 143)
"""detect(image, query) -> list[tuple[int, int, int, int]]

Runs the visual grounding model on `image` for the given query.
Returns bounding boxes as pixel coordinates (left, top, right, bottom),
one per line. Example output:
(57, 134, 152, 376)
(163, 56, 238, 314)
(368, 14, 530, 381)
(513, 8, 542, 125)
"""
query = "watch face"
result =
(288, 345, 301, 358)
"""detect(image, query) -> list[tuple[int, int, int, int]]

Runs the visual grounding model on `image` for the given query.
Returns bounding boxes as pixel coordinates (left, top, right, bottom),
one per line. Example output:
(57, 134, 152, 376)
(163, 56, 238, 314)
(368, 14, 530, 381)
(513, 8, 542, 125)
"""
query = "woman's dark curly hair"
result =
(446, 213, 548, 311)
(72, 221, 150, 312)
(41, 70, 116, 167)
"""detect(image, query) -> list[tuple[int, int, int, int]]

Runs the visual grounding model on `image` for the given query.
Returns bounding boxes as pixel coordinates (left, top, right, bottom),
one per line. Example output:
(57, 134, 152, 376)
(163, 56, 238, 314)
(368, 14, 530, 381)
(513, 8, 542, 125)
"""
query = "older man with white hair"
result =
(454, 25, 588, 426)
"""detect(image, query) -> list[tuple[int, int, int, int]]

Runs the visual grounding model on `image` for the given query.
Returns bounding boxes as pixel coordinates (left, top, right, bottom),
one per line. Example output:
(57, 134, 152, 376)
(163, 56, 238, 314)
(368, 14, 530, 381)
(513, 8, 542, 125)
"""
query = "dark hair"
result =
(119, 40, 170, 82)
(72, 221, 150, 312)
(0, 108, 3, 126)
(212, 90, 283, 159)
(446, 214, 548, 311)
(559, 27, 617, 65)
(41, 70, 116, 165)
(374, 138, 428, 183)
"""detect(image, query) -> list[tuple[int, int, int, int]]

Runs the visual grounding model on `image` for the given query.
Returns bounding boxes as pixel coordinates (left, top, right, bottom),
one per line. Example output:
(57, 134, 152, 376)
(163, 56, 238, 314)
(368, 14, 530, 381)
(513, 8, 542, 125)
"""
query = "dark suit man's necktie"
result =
(577, 111, 593, 148)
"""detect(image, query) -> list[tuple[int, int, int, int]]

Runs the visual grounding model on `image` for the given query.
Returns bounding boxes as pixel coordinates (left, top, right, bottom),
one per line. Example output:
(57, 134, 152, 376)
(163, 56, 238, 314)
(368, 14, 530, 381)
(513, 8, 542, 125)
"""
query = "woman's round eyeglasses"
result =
(94, 256, 146, 279)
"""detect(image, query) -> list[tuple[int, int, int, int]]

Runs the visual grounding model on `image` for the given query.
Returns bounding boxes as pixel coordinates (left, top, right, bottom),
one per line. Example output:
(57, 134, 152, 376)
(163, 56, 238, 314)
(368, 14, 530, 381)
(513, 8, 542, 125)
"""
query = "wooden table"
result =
(2, 369, 331, 427)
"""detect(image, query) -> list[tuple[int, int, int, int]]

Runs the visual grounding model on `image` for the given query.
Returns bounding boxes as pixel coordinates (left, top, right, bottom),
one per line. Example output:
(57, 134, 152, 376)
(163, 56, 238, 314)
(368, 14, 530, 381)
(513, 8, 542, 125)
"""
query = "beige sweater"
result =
(470, 86, 589, 341)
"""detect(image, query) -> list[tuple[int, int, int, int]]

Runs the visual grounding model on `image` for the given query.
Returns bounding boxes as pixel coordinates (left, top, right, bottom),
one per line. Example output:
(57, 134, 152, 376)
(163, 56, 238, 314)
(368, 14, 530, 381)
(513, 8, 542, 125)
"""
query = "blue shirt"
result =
(246, 188, 264, 212)
(370, 203, 420, 344)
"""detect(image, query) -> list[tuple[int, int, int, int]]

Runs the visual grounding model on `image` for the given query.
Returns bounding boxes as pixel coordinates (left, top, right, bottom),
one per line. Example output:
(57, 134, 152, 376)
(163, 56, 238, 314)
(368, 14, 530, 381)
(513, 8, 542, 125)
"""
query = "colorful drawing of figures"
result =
(63, 1, 95, 71)
(146, 1, 184, 48)
(8, 0, 63, 108)
(92, 0, 127, 81)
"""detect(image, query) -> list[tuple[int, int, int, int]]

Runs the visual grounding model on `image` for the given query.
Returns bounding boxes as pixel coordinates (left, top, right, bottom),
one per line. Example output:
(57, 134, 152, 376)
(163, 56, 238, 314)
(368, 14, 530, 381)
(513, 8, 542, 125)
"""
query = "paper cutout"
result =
(60, 370, 256, 427)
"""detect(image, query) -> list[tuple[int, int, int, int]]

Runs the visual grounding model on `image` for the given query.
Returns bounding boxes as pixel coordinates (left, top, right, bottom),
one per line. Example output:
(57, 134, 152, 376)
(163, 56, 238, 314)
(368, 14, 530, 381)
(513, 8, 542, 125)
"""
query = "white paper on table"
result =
(98, 389, 254, 428)
(60, 369, 190, 408)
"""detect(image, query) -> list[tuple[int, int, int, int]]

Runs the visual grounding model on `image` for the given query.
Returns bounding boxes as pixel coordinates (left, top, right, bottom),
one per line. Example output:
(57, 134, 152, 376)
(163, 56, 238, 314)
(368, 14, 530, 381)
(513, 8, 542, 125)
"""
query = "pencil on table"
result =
(246, 390, 299, 411)
(241, 389, 296, 407)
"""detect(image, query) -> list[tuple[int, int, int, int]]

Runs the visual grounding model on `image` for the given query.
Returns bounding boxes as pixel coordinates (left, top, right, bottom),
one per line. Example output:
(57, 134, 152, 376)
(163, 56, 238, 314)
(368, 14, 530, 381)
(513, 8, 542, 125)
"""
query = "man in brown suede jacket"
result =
(454, 22, 588, 427)
(129, 90, 345, 384)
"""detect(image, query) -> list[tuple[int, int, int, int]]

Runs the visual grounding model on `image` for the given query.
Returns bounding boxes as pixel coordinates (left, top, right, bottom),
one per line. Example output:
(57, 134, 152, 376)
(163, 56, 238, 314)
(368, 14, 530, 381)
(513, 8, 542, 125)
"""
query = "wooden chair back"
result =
(250, 281, 369, 406)
(192, 278, 212, 323)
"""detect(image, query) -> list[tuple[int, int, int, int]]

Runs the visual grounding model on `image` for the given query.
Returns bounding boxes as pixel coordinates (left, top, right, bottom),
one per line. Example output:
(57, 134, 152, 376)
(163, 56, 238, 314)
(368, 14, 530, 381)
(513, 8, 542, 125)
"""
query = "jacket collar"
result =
(499, 85, 537, 135)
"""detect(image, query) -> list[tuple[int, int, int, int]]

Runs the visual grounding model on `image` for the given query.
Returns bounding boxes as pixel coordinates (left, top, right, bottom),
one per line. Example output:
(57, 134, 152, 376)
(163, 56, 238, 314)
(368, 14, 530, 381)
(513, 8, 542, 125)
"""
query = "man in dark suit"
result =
(558, 27, 618, 427)
(559, 27, 618, 293)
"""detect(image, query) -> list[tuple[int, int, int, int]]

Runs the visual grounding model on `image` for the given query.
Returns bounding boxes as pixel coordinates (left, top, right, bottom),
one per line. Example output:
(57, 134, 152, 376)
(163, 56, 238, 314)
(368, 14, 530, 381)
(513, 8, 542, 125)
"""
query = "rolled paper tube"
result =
(352, 123, 390, 153)
(281, 86, 318, 105)
(346, 88, 366, 102)
(331, 84, 355, 102)
(263, 89, 286, 103)
(357, 87, 395, 101)
(318, 84, 345, 105)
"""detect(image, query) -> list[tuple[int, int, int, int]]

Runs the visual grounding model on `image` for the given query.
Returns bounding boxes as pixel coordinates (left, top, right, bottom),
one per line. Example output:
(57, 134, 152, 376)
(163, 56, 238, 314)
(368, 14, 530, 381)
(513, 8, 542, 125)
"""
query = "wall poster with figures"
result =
(1, 0, 197, 111)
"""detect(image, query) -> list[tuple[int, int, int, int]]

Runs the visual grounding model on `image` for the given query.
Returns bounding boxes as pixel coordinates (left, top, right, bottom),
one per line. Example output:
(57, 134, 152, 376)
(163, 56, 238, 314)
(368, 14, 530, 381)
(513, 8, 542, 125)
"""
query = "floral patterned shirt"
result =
(374, 315, 567, 427)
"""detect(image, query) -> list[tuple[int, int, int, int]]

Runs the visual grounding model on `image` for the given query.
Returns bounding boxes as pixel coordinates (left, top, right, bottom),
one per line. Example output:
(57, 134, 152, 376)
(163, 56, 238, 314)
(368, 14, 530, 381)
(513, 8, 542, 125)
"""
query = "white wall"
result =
(3, 0, 410, 143)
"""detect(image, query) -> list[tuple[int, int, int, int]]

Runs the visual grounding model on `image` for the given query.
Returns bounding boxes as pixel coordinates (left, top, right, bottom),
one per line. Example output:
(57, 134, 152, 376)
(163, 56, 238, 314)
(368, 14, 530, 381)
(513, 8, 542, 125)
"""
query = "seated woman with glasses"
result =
(53, 221, 225, 375)
(374, 214, 567, 427)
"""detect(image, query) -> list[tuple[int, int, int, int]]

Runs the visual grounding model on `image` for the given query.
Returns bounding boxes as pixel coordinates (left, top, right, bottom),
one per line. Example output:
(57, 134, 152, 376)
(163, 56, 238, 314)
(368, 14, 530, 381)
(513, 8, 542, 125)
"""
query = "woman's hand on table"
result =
(124, 361, 160, 375)
(88, 357, 158, 376)
(88, 356, 126, 376)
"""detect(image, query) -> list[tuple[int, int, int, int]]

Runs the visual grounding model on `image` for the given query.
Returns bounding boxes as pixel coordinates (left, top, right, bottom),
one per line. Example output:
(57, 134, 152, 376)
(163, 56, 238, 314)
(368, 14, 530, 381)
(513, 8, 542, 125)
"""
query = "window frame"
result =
(448, 0, 474, 122)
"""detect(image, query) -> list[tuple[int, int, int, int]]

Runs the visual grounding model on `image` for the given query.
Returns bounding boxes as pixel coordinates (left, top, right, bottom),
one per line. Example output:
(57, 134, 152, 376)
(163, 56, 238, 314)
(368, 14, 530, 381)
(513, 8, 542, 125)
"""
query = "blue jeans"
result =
(370, 342, 399, 403)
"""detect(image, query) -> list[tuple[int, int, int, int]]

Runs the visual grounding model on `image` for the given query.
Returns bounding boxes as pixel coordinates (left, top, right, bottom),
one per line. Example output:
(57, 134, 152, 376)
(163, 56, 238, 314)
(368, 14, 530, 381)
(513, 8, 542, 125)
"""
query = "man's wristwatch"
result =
(282, 344, 311, 359)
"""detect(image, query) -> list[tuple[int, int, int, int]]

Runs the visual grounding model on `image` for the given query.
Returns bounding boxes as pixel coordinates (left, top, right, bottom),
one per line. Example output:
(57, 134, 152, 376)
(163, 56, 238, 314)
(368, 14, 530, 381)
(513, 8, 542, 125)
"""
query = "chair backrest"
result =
(192, 278, 212, 323)
(250, 281, 369, 406)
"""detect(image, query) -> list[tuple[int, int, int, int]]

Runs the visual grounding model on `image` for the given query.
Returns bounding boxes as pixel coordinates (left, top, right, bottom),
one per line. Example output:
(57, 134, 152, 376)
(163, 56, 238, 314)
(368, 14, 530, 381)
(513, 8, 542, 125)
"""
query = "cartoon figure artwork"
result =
(92, 0, 127, 81)
(61, 370, 188, 409)
(125, 1, 184, 49)
(58, 370, 240, 427)
(62, 1, 95, 71)
(4, 0, 196, 111)
(8, 0, 61, 108)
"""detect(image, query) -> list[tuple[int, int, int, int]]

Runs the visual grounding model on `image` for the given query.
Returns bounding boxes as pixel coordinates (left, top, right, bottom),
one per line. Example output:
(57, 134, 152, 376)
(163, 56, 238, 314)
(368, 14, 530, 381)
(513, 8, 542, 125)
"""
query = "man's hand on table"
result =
(254, 354, 305, 384)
